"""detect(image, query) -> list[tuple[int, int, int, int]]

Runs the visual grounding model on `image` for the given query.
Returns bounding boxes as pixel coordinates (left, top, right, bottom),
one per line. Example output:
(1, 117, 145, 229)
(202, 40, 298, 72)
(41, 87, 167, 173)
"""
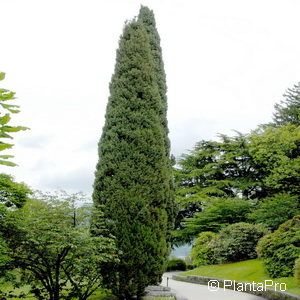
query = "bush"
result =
(191, 232, 216, 266)
(166, 258, 186, 271)
(257, 215, 300, 278)
(212, 222, 269, 264)
(186, 263, 194, 270)
(295, 257, 300, 285)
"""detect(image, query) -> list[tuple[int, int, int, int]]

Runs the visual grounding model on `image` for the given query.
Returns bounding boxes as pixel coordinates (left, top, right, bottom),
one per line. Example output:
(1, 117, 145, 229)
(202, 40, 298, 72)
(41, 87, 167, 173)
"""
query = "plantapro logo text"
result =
(207, 279, 287, 292)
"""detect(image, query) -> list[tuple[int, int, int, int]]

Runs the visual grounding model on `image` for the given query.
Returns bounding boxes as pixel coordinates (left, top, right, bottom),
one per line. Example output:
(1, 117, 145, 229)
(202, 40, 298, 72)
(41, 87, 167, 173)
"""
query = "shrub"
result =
(186, 263, 194, 270)
(191, 232, 217, 266)
(212, 222, 269, 263)
(166, 258, 186, 271)
(257, 215, 300, 278)
(295, 257, 300, 285)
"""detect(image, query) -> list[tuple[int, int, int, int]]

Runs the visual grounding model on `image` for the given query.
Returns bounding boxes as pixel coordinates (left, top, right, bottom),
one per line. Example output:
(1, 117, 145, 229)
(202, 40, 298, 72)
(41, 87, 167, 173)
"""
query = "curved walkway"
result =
(161, 272, 264, 300)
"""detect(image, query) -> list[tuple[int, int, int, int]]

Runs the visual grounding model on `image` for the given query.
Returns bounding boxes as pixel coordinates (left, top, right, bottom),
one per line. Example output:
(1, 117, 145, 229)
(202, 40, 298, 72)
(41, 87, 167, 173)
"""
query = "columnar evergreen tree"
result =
(93, 8, 175, 299)
(138, 6, 176, 234)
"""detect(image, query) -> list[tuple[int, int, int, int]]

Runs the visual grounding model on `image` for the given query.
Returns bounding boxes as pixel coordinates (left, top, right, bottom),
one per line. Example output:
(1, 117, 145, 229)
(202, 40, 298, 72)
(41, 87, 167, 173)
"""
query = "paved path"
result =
(161, 273, 264, 300)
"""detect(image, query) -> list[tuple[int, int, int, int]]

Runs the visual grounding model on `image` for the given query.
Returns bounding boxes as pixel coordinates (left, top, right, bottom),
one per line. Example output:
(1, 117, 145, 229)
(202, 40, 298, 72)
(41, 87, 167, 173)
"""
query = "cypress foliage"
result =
(93, 9, 174, 299)
(138, 6, 177, 233)
(138, 6, 169, 150)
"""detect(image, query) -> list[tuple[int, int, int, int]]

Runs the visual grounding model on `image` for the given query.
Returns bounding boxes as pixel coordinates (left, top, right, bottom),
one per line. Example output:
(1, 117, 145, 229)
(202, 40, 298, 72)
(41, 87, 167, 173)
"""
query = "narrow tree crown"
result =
(93, 7, 175, 299)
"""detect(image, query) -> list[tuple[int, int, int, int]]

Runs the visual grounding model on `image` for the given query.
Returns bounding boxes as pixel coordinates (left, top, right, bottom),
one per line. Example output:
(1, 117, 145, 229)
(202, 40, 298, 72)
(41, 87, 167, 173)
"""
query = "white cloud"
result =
(37, 167, 94, 195)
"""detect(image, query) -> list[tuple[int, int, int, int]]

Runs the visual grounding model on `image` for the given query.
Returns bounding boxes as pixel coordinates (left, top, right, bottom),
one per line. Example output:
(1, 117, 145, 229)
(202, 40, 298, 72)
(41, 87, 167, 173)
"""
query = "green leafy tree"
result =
(175, 133, 260, 207)
(0, 173, 32, 208)
(173, 133, 265, 243)
(249, 124, 300, 195)
(248, 193, 300, 231)
(174, 123, 300, 243)
(272, 82, 300, 126)
(93, 9, 174, 299)
(1, 192, 116, 300)
(0, 174, 32, 275)
(173, 198, 252, 244)
(0, 72, 29, 166)
(0, 235, 11, 276)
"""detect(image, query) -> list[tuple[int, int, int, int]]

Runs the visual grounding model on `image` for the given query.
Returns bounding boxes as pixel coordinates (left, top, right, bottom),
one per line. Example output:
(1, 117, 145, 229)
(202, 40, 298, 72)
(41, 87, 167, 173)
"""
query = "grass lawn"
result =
(181, 259, 300, 296)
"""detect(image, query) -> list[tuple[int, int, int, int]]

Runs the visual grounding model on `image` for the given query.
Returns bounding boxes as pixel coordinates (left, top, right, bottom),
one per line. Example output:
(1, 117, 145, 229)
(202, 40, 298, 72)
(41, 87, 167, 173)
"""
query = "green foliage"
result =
(295, 258, 300, 286)
(0, 174, 32, 276)
(212, 222, 269, 263)
(189, 223, 268, 267)
(0, 173, 32, 208)
(166, 258, 187, 271)
(174, 133, 263, 244)
(174, 198, 252, 244)
(1, 192, 117, 300)
(257, 215, 300, 278)
(93, 7, 175, 299)
(174, 122, 300, 244)
(0, 236, 11, 276)
(0, 73, 29, 166)
(272, 82, 300, 126)
(248, 193, 300, 230)
(249, 124, 300, 195)
(190, 231, 216, 266)
(138, 5, 177, 234)
(175, 133, 261, 204)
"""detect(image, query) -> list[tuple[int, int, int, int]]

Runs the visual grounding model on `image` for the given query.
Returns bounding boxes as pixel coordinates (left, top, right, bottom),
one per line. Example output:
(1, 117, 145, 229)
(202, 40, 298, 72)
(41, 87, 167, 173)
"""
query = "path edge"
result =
(172, 274, 300, 300)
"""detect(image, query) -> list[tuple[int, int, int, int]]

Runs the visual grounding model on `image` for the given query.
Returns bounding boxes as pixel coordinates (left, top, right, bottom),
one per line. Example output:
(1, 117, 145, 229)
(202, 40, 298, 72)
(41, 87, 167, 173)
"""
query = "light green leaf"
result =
(0, 143, 13, 151)
(2, 126, 30, 132)
(0, 103, 20, 113)
(0, 90, 15, 101)
(0, 132, 13, 139)
(0, 154, 14, 159)
(0, 159, 17, 167)
(0, 114, 11, 125)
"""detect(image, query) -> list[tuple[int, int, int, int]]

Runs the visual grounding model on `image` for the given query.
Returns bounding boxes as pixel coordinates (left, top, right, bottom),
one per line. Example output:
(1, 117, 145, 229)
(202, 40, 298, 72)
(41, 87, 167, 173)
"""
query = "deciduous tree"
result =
(0, 73, 29, 166)
(1, 192, 116, 300)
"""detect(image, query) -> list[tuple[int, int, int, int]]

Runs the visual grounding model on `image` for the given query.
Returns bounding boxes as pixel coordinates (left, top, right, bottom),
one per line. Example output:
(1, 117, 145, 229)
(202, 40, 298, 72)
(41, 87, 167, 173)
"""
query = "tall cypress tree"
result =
(93, 10, 174, 299)
(138, 6, 176, 234)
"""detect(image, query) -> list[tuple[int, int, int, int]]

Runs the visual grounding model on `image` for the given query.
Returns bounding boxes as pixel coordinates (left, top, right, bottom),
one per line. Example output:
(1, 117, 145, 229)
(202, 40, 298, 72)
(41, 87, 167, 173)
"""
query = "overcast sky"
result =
(1, 0, 300, 196)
